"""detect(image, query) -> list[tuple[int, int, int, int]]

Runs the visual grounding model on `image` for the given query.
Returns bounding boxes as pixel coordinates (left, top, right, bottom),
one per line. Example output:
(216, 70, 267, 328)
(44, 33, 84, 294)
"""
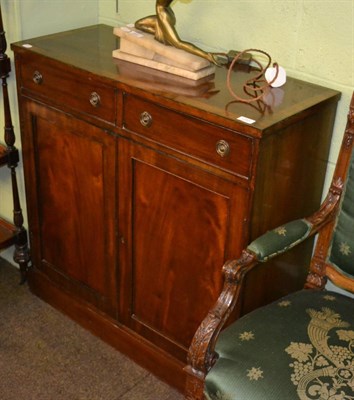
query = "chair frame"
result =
(184, 93, 354, 400)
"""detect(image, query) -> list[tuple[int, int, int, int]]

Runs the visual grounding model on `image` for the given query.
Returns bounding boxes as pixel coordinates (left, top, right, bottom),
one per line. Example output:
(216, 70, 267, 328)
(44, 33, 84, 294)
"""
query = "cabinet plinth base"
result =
(28, 269, 186, 393)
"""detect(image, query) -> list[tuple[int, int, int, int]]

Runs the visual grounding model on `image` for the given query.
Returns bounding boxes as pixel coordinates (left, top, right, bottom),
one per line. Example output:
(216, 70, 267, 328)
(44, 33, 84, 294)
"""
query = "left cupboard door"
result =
(20, 99, 118, 318)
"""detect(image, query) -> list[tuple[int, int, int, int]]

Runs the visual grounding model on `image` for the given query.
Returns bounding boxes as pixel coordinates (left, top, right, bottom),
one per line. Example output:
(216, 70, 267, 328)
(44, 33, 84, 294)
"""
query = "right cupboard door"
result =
(118, 138, 250, 361)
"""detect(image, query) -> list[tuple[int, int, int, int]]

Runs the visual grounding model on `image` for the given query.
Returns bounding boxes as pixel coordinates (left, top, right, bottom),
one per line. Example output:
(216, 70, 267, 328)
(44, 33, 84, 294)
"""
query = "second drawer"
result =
(123, 94, 253, 179)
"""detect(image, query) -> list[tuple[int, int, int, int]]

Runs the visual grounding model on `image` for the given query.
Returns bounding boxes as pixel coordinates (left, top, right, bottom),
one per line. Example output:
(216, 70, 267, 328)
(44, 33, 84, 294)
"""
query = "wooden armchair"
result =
(185, 92, 354, 400)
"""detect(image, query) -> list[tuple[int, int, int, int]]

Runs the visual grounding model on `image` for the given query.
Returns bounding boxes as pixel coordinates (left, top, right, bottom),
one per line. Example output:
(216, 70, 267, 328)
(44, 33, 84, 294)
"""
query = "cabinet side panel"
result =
(242, 102, 338, 313)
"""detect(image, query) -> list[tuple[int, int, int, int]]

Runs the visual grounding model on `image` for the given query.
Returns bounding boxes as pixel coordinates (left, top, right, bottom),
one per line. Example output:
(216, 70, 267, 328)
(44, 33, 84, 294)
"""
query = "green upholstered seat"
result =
(205, 290, 354, 400)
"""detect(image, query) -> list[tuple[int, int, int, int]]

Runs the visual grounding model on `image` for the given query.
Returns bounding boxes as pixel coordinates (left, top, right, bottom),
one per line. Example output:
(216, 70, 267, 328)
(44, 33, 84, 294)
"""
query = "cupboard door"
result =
(21, 100, 117, 316)
(118, 138, 250, 361)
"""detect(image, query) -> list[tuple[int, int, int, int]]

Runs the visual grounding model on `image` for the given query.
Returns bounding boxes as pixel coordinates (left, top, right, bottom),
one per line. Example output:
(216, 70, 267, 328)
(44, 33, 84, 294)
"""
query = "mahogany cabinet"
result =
(11, 25, 340, 391)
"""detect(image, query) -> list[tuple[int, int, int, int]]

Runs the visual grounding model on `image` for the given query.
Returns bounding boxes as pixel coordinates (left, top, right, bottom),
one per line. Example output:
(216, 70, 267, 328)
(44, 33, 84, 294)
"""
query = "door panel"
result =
(118, 138, 249, 360)
(22, 100, 117, 315)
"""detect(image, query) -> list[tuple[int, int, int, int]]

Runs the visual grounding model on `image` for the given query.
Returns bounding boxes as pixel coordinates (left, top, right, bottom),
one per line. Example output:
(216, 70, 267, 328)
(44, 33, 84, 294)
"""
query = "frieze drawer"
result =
(19, 54, 116, 125)
(123, 94, 253, 179)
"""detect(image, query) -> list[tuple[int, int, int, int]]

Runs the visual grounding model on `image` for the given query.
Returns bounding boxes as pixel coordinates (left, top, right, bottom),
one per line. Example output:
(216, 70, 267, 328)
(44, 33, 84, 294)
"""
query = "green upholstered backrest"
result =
(328, 148, 354, 278)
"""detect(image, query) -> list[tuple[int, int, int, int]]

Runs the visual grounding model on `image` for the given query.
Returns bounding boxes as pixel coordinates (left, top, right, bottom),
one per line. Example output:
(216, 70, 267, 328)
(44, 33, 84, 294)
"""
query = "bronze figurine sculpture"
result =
(135, 0, 228, 66)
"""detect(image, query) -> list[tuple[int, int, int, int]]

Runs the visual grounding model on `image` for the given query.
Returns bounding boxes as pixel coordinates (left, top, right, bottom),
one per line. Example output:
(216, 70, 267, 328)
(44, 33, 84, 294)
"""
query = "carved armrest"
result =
(249, 176, 344, 262)
(186, 186, 343, 378)
(247, 219, 312, 261)
(186, 221, 313, 377)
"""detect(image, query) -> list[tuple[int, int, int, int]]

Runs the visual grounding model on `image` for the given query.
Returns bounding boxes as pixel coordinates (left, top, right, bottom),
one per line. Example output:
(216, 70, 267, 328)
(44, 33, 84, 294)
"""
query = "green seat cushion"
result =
(205, 290, 354, 400)
(247, 219, 312, 262)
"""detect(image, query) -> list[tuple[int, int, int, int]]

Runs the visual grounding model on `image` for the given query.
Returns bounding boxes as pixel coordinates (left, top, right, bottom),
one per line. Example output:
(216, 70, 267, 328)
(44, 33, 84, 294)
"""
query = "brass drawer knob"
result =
(216, 140, 230, 158)
(140, 111, 153, 127)
(89, 92, 101, 107)
(32, 71, 43, 85)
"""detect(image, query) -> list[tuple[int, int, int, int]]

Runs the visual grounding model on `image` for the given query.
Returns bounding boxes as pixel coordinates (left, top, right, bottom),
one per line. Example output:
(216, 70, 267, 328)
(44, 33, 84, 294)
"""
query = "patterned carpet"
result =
(0, 259, 183, 400)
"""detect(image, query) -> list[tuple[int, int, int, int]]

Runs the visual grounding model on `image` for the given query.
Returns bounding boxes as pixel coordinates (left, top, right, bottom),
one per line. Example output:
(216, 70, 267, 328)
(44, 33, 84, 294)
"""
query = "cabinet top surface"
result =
(11, 24, 340, 135)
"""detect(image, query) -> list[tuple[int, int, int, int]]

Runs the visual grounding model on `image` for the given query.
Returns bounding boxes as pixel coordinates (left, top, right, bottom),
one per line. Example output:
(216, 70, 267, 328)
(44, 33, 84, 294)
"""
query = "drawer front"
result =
(19, 56, 116, 124)
(123, 94, 253, 178)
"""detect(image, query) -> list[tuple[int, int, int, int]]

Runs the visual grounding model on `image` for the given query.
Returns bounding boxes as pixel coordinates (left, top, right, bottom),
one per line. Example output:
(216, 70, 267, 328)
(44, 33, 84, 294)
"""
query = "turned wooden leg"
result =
(11, 165, 31, 284)
(0, 9, 31, 284)
(14, 228, 31, 284)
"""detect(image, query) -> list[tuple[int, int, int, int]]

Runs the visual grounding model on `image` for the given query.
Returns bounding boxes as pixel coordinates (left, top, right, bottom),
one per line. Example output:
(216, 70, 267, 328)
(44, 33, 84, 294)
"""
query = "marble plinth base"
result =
(113, 26, 215, 81)
(113, 49, 215, 80)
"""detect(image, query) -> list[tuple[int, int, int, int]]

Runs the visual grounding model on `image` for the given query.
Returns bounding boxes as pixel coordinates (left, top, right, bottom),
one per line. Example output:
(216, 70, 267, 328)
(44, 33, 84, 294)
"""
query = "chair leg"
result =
(184, 367, 206, 400)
